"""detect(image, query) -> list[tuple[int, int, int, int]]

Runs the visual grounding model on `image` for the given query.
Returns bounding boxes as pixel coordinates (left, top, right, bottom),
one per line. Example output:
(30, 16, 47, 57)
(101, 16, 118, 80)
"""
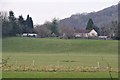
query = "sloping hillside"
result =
(58, 5, 118, 28)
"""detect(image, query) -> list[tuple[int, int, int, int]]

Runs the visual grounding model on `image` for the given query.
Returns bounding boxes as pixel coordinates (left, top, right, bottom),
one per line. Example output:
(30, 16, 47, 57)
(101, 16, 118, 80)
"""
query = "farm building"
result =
(22, 33, 38, 37)
(74, 29, 98, 38)
(98, 36, 107, 39)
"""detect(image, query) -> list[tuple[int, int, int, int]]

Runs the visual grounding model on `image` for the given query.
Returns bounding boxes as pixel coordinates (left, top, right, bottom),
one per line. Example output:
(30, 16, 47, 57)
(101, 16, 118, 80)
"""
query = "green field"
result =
(2, 72, 118, 78)
(2, 37, 118, 78)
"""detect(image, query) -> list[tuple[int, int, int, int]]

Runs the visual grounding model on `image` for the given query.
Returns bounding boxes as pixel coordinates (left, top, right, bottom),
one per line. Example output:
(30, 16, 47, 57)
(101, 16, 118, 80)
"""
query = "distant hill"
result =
(58, 4, 118, 29)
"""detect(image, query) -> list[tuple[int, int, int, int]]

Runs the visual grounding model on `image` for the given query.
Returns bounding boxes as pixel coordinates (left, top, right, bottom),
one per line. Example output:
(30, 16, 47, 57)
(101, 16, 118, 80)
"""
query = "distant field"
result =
(2, 37, 118, 78)
(2, 37, 118, 54)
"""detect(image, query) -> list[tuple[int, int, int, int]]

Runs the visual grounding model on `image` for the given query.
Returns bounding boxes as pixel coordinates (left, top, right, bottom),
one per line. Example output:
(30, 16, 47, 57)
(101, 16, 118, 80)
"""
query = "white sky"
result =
(0, 0, 119, 24)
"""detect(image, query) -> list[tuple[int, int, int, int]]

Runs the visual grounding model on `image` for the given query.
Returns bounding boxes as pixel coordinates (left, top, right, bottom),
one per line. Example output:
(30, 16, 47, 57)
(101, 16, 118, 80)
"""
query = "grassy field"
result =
(2, 72, 118, 78)
(2, 37, 118, 78)
(3, 37, 118, 54)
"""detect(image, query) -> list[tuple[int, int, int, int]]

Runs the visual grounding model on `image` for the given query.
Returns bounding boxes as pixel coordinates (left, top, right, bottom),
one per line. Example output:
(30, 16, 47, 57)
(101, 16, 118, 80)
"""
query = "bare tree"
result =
(0, 11, 8, 20)
(99, 21, 118, 39)
(110, 21, 118, 38)
(59, 25, 75, 39)
(34, 25, 51, 38)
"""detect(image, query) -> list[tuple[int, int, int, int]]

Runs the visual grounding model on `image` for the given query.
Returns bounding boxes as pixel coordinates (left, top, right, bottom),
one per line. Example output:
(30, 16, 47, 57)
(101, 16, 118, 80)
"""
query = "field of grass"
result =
(2, 72, 118, 78)
(3, 37, 118, 54)
(2, 37, 118, 78)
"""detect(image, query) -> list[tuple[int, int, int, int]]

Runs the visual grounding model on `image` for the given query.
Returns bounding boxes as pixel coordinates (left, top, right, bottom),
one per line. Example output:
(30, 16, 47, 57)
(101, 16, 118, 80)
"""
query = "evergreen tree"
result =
(2, 19, 10, 36)
(8, 11, 15, 21)
(25, 14, 34, 33)
(86, 18, 99, 35)
(8, 11, 19, 36)
(86, 18, 94, 30)
(50, 18, 59, 36)
(18, 15, 25, 34)
(18, 15, 24, 24)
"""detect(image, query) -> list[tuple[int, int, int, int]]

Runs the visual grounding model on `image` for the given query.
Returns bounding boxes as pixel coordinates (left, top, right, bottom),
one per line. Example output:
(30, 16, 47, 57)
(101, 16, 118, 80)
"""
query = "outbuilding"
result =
(22, 33, 38, 37)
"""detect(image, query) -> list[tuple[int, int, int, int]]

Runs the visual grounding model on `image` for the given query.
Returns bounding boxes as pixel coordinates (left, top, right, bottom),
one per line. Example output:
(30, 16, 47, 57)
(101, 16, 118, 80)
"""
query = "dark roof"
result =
(75, 29, 91, 33)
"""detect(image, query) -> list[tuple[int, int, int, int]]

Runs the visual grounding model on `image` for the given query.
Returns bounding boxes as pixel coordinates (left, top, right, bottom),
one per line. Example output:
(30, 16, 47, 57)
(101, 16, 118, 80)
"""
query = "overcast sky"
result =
(0, 0, 119, 24)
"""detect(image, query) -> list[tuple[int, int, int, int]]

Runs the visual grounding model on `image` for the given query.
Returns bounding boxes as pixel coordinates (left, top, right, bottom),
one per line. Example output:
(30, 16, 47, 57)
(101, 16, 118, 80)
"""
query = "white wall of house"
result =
(88, 29, 98, 37)
(75, 29, 98, 38)
(75, 33, 81, 37)
(75, 33, 88, 38)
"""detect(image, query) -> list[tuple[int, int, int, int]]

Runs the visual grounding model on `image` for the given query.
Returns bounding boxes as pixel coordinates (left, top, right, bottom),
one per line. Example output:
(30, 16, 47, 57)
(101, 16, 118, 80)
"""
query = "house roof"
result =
(75, 29, 91, 33)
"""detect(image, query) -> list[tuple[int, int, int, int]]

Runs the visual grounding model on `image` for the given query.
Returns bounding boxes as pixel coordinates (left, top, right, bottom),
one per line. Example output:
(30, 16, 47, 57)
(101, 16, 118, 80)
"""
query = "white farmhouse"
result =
(74, 29, 98, 38)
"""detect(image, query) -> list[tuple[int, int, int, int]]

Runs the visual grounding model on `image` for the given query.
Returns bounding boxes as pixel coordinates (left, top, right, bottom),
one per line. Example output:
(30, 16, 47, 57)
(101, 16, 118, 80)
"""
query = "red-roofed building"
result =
(74, 29, 98, 38)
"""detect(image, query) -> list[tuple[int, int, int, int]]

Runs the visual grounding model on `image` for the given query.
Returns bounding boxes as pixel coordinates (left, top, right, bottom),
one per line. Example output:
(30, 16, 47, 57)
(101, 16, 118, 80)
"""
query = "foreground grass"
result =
(2, 72, 118, 78)
(2, 37, 118, 78)
(3, 53, 118, 68)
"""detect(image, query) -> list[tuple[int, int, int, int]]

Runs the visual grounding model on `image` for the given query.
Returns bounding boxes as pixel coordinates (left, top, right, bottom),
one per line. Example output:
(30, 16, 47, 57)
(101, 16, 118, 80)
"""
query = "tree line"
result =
(1, 11, 60, 37)
(1, 11, 34, 36)
(0, 11, 119, 39)
(35, 18, 100, 38)
(35, 18, 59, 37)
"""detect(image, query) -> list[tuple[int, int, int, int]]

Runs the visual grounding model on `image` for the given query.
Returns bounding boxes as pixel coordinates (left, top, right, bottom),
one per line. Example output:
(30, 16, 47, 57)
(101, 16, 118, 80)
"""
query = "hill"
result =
(58, 4, 118, 28)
